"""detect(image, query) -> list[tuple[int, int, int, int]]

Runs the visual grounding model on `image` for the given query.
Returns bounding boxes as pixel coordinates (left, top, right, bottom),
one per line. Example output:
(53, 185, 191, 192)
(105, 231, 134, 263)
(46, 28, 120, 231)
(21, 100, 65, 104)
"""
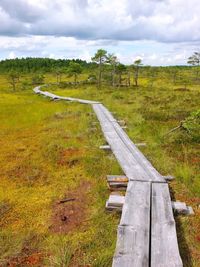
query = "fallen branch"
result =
(164, 122, 183, 136)
(58, 198, 76, 204)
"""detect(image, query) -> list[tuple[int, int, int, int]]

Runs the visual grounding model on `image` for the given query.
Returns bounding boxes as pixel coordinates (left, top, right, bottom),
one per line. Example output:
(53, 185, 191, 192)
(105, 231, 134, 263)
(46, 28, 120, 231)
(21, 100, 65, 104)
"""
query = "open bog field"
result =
(0, 72, 200, 266)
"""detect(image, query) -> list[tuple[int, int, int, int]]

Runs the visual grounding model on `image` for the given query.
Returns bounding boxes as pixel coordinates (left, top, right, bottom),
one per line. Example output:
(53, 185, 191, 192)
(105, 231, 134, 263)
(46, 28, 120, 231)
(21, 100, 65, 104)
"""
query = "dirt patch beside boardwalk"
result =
(5, 252, 44, 267)
(3, 182, 92, 267)
(49, 181, 91, 233)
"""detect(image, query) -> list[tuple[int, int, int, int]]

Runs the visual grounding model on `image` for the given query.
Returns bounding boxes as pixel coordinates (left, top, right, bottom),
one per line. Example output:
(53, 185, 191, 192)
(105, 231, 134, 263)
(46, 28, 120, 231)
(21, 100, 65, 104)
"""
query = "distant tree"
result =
(32, 74, 45, 85)
(67, 62, 82, 84)
(116, 63, 126, 87)
(188, 52, 200, 81)
(133, 59, 142, 87)
(188, 52, 200, 66)
(127, 69, 131, 87)
(7, 71, 19, 91)
(107, 53, 118, 87)
(55, 68, 63, 83)
(92, 49, 108, 88)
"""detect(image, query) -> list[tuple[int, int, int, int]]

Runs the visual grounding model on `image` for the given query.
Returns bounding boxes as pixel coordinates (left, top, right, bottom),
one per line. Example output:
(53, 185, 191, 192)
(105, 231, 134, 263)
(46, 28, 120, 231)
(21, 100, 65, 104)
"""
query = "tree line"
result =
(0, 57, 94, 73)
(1, 51, 200, 91)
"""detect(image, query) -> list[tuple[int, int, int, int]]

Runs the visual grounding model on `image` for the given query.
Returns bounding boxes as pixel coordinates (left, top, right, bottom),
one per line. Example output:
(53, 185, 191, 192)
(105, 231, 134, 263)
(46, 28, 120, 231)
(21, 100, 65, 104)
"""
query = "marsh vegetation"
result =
(0, 55, 200, 266)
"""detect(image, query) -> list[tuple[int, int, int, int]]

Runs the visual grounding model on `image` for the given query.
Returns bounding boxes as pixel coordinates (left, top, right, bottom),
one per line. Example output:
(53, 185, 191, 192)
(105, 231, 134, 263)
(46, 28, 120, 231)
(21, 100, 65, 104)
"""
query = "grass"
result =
(0, 71, 200, 266)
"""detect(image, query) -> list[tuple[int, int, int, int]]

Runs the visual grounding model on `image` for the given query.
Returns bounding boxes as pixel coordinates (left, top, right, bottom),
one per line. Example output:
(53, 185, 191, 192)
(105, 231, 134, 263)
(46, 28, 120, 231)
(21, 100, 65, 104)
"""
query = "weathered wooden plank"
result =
(33, 86, 41, 94)
(135, 143, 147, 147)
(113, 226, 149, 267)
(106, 195, 125, 207)
(112, 121, 165, 182)
(35, 87, 99, 104)
(105, 202, 122, 212)
(60, 96, 99, 104)
(113, 254, 138, 267)
(117, 120, 126, 126)
(113, 181, 151, 267)
(92, 105, 155, 181)
(99, 145, 111, 150)
(120, 181, 151, 226)
(172, 201, 187, 214)
(92, 103, 164, 182)
(98, 123, 152, 181)
(58, 96, 75, 101)
(108, 182, 127, 191)
(76, 99, 100, 104)
(35, 89, 103, 111)
(163, 175, 175, 181)
(172, 201, 194, 215)
(98, 104, 117, 122)
(151, 183, 183, 267)
(106, 175, 128, 183)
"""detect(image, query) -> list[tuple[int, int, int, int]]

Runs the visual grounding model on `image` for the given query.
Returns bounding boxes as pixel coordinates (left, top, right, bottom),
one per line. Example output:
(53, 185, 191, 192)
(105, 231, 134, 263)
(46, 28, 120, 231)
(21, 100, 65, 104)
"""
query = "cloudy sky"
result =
(0, 0, 199, 65)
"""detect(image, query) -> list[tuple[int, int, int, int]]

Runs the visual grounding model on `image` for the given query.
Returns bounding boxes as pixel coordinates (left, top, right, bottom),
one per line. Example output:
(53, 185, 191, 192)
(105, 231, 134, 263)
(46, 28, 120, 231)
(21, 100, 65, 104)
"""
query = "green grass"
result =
(0, 72, 200, 266)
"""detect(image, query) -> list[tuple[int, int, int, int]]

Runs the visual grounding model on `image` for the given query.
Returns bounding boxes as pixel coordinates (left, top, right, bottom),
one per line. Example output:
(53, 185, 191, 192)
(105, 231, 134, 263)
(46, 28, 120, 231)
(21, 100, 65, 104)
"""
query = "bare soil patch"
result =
(57, 148, 83, 167)
(49, 181, 91, 233)
(5, 252, 44, 267)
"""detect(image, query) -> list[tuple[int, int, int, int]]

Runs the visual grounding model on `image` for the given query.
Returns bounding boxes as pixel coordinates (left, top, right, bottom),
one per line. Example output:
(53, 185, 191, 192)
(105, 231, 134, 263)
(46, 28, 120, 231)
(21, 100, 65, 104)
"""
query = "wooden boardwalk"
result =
(34, 86, 183, 267)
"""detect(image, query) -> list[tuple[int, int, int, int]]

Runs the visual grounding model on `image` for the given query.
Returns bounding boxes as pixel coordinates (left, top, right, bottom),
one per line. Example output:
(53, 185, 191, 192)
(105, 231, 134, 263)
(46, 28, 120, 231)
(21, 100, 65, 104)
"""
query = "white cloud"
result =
(134, 55, 144, 61)
(8, 51, 16, 59)
(0, 0, 200, 65)
(0, 0, 199, 42)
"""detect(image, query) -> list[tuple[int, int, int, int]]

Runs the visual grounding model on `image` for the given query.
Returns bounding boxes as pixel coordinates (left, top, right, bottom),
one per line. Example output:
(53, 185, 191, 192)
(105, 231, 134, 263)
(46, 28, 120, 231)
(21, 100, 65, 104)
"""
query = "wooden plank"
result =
(106, 195, 125, 207)
(113, 254, 138, 267)
(172, 201, 194, 215)
(99, 145, 111, 150)
(92, 105, 155, 181)
(112, 122, 165, 182)
(108, 182, 127, 191)
(98, 104, 117, 122)
(34, 87, 99, 104)
(105, 202, 122, 212)
(117, 120, 126, 126)
(93, 103, 164, 182)
(163, 175, 175, 181)
(113, 181, 151, 267)
(33, 86, 41, 93)
(106, 175, 128, 183)
(120, 181, 151, 226)
(151, 183, 183, 267)
(172, 201, 187, 214)
(113, 226, 149, 267)
(42, 91, 59, 99)
(135, 143, 147, 147)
